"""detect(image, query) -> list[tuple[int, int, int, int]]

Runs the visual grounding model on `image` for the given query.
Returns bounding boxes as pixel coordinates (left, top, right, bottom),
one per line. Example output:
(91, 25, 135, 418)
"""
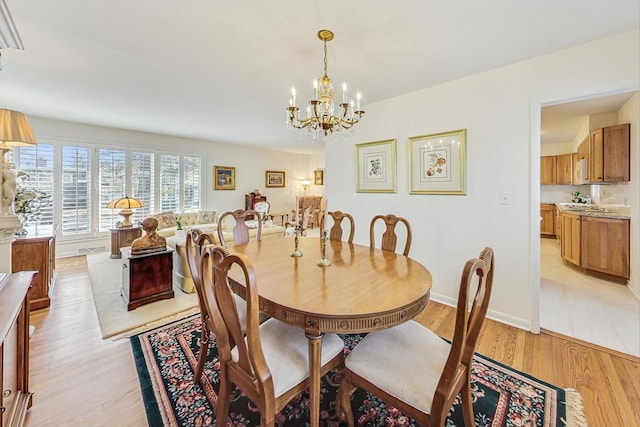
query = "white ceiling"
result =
(1, 1, 638, 154)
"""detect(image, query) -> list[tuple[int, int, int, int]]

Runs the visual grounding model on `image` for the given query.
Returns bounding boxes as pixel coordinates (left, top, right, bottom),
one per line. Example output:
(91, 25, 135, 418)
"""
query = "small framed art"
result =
(265, 170, 285, 188)
(214, 166, 236, 190)
(314, 169, 324, 185)
(409, 129, 466, 195)
(356, 139, 397, 193)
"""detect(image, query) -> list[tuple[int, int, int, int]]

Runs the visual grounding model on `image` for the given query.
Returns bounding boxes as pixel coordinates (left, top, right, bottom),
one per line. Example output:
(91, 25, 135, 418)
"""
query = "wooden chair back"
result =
(217, 209, 262, 247)
(430, 247, 494, 424)
(369, 214, 412, 256)
(184, 228, 217, 382)
(320, 210, 355, 243)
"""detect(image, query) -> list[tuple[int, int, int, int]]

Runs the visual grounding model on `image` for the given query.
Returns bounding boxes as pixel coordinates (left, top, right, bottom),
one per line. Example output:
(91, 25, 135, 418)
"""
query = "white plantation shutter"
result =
(61, 146, 91, 236)
(131, 151, 155, 224)
(13, 143, 55, 236)
(98, 149, 126, 231)
(160, 154, 180, 212)
(183, 156, 202, 211)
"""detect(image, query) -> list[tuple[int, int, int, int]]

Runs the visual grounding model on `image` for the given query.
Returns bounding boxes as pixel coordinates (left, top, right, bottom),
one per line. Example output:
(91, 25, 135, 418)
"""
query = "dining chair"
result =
(184, 228, 251, 383)
(254, 200, 271, 223)
(336, 247, 494, 427)
(217, 209, 262, 247)
(369, 213, 412, 256)
(200, 245, 345, 426)
(320, 210, 355, 243)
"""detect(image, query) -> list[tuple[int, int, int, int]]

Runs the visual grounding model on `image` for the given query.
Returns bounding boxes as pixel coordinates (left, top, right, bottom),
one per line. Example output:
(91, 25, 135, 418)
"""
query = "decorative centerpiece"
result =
(290, 224, 303, 257)
(317, 230, 332, 267)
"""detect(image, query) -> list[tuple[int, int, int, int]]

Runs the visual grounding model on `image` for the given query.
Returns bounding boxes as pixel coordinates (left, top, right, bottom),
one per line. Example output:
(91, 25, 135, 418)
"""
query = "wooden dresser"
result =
(11, 225, 57, 312)
(0, 271, 36, 427)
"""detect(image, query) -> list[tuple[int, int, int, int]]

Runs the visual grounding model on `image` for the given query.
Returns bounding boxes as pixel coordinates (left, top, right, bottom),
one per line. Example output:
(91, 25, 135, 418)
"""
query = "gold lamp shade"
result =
(107, 196, 144, 227)
(0, 109, 37, 150)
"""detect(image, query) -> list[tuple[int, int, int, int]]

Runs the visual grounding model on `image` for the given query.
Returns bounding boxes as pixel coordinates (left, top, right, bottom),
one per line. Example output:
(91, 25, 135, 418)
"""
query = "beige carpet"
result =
(87, 253, 199, 340)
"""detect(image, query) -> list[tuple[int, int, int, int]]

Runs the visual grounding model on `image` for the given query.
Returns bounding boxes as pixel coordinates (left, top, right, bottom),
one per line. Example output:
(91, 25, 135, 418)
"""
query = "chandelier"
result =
(287, 30, 364, 139)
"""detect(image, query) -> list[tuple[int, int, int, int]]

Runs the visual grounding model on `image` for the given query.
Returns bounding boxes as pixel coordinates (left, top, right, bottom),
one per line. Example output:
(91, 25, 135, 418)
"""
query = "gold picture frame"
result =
(409, 129, 466, 195)
(265, 170, 285, 188)
(356, 139, 397, 193)
(214, 166, 236, 190)
(314, 169, 324, 185)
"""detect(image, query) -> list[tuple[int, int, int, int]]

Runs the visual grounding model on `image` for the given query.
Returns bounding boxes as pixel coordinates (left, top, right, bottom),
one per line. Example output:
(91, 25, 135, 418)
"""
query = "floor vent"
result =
(77, 246, 107, 255)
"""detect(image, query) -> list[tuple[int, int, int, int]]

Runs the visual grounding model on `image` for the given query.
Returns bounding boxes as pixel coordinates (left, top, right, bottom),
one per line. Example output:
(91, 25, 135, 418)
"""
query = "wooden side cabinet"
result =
(245, 195, 267, 220)
(0, 271, 37, 427)
(120, 247, 174, 311)
(11, 226, 57, 311)
(540, 204, 556, 237)
(110, 227, 142, 259)
(581, 216, 629, 279)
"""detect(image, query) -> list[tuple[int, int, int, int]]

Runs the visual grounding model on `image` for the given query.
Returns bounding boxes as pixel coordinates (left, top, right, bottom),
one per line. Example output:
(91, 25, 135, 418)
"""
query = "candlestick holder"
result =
(290, 225, 303, 257)
(317, 230, 332, 267)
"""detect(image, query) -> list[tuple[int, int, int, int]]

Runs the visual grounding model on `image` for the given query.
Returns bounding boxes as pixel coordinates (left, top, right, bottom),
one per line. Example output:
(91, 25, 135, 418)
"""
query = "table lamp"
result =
(107, 196, 144, 227)
(1, 109, 37, 217)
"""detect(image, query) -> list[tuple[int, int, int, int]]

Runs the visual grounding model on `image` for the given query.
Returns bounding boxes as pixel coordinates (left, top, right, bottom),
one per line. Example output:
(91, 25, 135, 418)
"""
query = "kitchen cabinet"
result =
(561, 213, 581, 266)
(540, 204, 555, 236)
(540, 156, 557, 185)
(588, 123, 630, 183)
(556, 153, 573, 185)
(581, 216, 629, 279)
(11, 225, 57, 311)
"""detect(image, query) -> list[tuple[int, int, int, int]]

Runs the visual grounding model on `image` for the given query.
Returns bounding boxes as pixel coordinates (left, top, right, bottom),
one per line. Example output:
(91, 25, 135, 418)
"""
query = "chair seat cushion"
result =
(233, 318, 344, 398)
(344, 320, 450, 413)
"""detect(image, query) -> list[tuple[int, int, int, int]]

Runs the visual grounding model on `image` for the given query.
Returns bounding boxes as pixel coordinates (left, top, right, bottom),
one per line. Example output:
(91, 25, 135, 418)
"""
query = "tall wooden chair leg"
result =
(461, 377, 475, 427)
(216, 374, 231, 422)
(337, 378, 357, 427)
(193, 325, 209, 383)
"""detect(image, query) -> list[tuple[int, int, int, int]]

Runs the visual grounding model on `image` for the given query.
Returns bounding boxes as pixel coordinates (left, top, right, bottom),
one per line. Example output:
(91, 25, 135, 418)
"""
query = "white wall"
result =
(27, 117, 323, 256)
(618, 92, 640, 297)
(325, 29, 640, 331)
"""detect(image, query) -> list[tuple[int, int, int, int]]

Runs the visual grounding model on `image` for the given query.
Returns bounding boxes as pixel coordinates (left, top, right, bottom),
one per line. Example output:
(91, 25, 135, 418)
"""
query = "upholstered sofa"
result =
(163, 213, 285, 293)
(151, 210, 219, 238)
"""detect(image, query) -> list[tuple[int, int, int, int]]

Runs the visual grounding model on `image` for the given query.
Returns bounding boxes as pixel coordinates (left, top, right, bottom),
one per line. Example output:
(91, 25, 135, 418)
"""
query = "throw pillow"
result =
(197, 210, 218, 224)
(154, 211, 176, 229)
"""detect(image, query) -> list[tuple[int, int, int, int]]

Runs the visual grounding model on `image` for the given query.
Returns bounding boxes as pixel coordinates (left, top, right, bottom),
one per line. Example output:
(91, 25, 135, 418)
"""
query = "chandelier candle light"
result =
(287, 30, 364, 139)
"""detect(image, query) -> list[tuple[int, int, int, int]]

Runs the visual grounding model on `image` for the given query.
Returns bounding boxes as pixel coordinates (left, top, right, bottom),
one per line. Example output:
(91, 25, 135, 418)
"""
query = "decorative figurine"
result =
(131, 217, 167, 255)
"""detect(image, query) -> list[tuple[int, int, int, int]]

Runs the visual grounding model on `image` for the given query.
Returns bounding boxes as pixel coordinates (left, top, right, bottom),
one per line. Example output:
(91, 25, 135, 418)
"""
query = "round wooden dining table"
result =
(229, 236, 432, 426)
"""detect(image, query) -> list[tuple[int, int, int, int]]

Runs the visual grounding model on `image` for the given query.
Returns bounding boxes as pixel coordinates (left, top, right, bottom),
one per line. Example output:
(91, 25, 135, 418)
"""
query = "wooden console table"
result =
(120, 247, 174, 311)
(109, 227, 142, 259)
(11, 225, 57, 311)
(0, 271, 37, 427)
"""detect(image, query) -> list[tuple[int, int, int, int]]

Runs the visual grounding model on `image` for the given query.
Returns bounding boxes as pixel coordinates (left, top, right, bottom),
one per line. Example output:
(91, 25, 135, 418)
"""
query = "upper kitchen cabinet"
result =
(540, 154, 573, 185)
(556, 153, 573, 185)
(588, 123, 630, 183)
(540, 155, 557, 185)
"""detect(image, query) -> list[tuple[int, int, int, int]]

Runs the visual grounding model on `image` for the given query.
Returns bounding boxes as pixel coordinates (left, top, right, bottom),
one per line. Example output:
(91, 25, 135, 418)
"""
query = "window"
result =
(183, 156, 202, 211)
(160, 154, 180, 213)
(61, 146, 92, 236)
(98, 149, 126, 231)
(11, 143, 55, 236)
(131, 151, 155, 224)
(12, 142, 202, 239)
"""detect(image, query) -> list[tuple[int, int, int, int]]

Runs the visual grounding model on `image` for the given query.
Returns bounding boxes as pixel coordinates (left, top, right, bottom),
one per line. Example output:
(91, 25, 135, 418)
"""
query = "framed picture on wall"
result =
(265, 170, 285, 188)
(314, 169, 324, 185)
(356, 139, 397, 193)
(409, 129, 466, 195)
(214, 166, 236, 190)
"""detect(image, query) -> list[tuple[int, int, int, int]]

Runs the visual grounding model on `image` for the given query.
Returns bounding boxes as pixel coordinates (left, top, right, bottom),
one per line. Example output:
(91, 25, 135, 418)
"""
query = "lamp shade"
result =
(107, 196, 144, 227)
(300, 180, 312, 186)
(106, 196, 144, 210)
(0, 109, 37, 150)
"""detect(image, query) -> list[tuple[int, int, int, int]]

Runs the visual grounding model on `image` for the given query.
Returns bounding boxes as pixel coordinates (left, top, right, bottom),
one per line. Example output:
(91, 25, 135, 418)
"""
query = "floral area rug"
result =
(131, 314, 586, 426)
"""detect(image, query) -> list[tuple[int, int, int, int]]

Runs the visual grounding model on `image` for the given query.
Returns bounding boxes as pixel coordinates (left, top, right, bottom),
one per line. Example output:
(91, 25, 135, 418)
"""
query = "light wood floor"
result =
(24, 256, 640, 427)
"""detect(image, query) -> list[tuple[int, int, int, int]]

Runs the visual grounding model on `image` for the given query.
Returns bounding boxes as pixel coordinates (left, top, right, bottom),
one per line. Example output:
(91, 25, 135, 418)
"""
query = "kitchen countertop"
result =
(555, 203, 630, 220)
